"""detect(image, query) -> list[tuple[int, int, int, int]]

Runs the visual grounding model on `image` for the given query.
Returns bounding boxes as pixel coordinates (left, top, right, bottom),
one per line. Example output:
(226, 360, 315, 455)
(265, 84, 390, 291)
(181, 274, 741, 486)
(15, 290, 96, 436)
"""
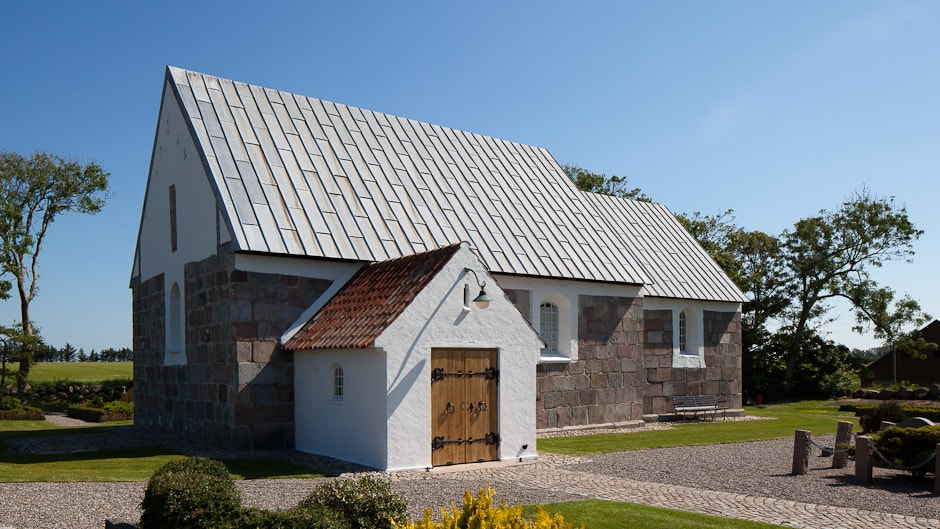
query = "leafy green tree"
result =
(848, 286, 933, 384)
(77, 349, 88, 362)
(562, 164, 652, 202)
(0, 151, 109, 391)
(780, 189, 922, 388)
(0, 323, 41, 389)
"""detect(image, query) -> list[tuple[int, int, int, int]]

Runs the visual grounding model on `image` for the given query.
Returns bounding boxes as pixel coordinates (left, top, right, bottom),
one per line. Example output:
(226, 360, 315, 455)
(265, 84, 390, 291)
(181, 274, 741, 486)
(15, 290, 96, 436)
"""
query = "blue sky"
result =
(0, 1, 937, 352)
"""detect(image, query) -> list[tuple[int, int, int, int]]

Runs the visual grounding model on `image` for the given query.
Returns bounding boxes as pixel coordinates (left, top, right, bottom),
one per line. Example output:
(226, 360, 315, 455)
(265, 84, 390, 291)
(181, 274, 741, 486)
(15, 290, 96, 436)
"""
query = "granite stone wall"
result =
(641, 309, 742, 415)
(535, 294, 643, 429)
(132, 253, 330, 450)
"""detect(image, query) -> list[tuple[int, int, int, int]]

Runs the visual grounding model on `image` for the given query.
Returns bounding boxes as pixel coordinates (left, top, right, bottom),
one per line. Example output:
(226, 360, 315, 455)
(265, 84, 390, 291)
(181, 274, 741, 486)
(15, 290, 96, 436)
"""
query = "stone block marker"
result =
(855, 435, 873, 484)
(792, 429, 810, 475)
(935, 443, 940, 494)
(832, 420, 853, 469)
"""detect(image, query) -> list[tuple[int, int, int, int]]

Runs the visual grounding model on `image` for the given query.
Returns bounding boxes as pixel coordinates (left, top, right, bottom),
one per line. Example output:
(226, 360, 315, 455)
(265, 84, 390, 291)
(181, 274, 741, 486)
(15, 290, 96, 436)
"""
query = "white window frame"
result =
(331, 364, 344, 403)
(673, 306, 704, 368)
(540, 302, 560, 354)
(536, 294, 574, 363)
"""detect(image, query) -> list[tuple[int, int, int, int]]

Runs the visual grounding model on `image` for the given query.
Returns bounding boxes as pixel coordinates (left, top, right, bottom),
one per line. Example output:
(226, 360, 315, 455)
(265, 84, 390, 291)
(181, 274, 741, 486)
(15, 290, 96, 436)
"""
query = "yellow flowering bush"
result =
(399, 486, 579, 529)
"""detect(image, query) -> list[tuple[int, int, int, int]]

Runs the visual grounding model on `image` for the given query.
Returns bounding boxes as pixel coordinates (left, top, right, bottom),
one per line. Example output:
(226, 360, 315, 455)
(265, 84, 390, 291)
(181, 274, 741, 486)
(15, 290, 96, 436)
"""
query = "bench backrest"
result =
(672, 395, 717, 407)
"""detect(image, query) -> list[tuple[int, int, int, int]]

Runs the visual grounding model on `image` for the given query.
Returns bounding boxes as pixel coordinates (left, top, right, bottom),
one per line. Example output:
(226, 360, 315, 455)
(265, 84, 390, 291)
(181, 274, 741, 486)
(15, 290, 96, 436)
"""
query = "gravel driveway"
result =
(2, 426, 938, 528)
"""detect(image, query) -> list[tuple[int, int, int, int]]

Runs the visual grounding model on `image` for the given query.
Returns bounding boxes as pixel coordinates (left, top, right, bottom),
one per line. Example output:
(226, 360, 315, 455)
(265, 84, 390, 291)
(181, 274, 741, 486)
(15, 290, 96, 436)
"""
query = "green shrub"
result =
(0, 396, 23, 410)
(67, 400, 133, 422)
(850, 402, 940, 433)
(140, 457, 241, 529)
(218, 506, 350, 529)
(297, 475, 408, 529)
(103, 400, 133, 414)
(0, 406, 44, 420)
(871, 424, 940, 478)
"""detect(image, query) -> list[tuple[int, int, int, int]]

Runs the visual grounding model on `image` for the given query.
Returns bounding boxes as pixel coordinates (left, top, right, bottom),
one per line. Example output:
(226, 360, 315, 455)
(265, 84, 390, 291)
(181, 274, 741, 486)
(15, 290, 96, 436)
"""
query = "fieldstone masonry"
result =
(642, 308, 742, 416)
(536, 295, 644, 429)
(133, 253, 330, 450)
(524, 292, 741, 430)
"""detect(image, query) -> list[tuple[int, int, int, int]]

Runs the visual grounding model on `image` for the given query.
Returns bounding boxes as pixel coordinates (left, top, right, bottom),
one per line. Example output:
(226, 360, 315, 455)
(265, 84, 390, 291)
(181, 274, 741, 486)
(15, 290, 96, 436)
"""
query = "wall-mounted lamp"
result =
(463, 268, 492, 310)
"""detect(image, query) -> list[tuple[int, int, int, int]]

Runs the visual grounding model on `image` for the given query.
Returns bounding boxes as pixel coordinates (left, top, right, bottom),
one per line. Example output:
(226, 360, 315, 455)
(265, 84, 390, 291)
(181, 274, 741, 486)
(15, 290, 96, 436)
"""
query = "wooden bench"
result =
(672, 395, 722, 420)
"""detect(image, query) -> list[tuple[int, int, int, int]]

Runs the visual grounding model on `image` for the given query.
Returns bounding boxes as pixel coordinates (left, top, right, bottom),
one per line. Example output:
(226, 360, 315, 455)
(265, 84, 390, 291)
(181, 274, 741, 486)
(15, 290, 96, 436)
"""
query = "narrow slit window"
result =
(169, 184, 178, 252)
(678, 310, 688, 354)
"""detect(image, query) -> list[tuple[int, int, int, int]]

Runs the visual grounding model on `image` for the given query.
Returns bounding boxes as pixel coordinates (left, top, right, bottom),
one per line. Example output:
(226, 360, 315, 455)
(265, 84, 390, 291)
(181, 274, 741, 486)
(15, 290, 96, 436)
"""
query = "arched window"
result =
(168, 283, 182, 354)
(678, 310, 688, 354)
(332, 365, 344, 401)
(540, 302, 560, 354)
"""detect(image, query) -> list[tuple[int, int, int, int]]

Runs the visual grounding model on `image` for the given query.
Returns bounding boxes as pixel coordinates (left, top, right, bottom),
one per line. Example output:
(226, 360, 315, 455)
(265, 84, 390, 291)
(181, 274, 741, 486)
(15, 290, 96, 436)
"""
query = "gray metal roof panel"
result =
(586, 194, 747, 302)
(166, 68, 745, 295)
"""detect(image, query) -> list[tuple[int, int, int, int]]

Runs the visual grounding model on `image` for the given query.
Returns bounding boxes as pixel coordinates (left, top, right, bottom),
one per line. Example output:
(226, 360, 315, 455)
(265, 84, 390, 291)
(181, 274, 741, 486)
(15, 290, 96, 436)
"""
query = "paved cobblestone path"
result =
(393, 455, 940, 529)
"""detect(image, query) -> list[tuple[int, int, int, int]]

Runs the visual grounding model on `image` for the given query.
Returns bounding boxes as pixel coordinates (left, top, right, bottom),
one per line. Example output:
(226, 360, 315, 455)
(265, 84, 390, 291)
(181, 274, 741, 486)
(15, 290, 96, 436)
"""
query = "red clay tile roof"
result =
(283, 244, 462, 350)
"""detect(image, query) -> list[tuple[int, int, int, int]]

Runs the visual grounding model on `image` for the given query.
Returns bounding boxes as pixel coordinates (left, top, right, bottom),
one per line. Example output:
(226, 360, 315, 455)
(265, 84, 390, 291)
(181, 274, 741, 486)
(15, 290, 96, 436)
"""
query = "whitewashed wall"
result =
(376, 247, 543, 471)
(294, 347, 388, 469)
(136, 83, 223, 364)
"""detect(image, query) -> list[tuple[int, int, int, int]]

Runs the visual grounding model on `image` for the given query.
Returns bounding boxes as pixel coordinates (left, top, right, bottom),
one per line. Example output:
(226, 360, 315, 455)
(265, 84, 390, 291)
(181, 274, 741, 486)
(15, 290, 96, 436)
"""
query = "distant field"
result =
(28, 362, 132, 384)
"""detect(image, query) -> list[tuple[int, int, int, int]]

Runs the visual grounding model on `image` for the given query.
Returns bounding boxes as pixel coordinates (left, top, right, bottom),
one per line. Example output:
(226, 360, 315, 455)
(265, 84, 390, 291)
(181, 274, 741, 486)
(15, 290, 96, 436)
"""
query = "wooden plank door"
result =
(431, 348, 499, 466)
(465, 349, 499, 463)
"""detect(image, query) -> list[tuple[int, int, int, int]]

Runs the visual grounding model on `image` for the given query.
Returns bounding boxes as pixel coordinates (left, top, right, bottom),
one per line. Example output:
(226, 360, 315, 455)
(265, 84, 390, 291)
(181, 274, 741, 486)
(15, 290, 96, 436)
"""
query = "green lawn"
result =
(539, 400, 858, 455)
(525, 500, 789, 529)
(0, 422, 325, 482)
(28, 361, 133, 384)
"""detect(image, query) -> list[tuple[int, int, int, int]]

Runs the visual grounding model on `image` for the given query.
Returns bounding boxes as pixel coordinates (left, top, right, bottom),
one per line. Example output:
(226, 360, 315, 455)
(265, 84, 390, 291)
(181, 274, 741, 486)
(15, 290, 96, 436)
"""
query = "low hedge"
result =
(0, 396, 44, 420)
(0, 406, 44, 420)
(67, 400, 133, 423)
(843, 402, 940, 433)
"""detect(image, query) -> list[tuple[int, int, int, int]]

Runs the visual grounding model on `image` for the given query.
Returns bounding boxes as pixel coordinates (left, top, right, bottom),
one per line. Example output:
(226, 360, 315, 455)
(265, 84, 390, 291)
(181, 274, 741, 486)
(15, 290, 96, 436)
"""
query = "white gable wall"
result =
(376, 247, 543, 471)
(294, 347, 388, 469)
(136, 82, 226, 364)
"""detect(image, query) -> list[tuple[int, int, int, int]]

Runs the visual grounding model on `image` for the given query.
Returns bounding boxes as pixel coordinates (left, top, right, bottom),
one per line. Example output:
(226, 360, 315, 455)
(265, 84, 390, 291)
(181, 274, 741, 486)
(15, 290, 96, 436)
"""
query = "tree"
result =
(60, 342, 77, 363)
(562, 164, 652, 202)
(77, 348, 88, 362)
(848, 286, 933, 384)
(780, 189, 922, 388)
(0, 151, 109, 391)
(0, 323, 41, 389)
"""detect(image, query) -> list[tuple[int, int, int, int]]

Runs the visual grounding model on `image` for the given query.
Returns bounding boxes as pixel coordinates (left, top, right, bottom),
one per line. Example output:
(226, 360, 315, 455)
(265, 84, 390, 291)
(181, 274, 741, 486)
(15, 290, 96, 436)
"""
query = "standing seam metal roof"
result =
(165, 66, 745, 303)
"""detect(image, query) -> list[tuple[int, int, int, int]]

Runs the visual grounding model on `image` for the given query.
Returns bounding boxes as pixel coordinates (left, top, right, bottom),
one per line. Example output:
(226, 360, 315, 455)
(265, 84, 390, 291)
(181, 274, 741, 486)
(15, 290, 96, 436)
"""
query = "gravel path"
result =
(569, 436, 940, 520)
(2, 424, 939, 528)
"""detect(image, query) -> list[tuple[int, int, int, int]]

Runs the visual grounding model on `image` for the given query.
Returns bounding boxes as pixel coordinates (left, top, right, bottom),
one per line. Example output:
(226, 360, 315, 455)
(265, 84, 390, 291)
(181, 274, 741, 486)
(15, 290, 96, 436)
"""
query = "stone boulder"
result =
(878, 388, 897, 400)
(914, 387, 930, 400)
(896, 387, 914, 399)
(930, 383, 940, 399)
(896, 416, 935, 429)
